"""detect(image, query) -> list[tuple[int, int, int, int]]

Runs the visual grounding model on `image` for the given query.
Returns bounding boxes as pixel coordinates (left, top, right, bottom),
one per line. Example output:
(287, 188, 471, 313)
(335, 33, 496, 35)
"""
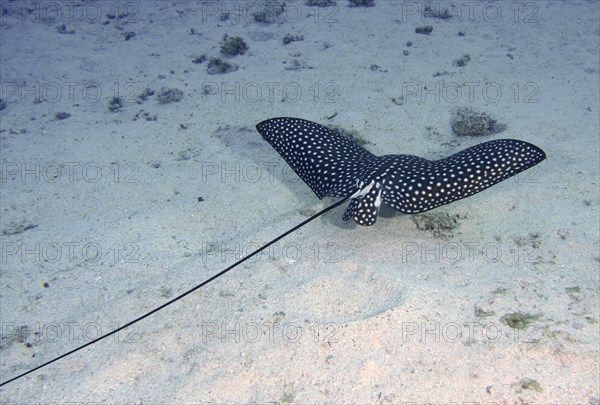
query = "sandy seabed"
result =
(0, 0, 598, 403)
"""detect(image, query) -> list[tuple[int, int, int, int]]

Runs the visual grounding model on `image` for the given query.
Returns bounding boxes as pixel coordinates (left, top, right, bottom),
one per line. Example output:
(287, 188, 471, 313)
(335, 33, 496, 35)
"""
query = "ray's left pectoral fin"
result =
(343, 181, 383, 226)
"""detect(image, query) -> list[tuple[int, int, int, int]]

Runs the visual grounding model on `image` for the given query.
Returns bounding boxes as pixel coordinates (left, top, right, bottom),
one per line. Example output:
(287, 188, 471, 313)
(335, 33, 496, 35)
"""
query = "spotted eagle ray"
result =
(257, 117, 546, 226)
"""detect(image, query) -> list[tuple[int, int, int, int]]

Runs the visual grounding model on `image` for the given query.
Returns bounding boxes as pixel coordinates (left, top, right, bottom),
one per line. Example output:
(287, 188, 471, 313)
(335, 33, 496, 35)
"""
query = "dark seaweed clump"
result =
(220, 35, 248, 56)
(330, 125, 369, 146)
(451, 107, 506, 137)
(415, 25, 433, 35)
(411, 212, 459, 239)
(283, 33, 304, 45)
(157, 88, 184, 104)
(453, 54, 471, 67)
(207, 57, 238, 75)
(108, 96, 123, 112)
(423, 5, 453, 20)
(252, 1, 286, 23)
(56, 24, 75, 34)
(305, 0, 336, 6)
(137, 88, 155, 103)
(192, 55, 207, 64)
(2, 221, 38, 236)
(349, 0, 374, 6)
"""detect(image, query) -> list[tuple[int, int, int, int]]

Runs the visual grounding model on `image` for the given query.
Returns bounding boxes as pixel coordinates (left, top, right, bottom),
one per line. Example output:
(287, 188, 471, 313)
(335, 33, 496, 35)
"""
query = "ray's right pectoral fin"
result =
(343, 181, 383, 226)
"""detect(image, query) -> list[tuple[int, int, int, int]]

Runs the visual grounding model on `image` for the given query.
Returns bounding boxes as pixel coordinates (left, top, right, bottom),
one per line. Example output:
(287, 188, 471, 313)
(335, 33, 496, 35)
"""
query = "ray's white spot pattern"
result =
(257, 117, 546, 226)
(256, 117, 375, 199)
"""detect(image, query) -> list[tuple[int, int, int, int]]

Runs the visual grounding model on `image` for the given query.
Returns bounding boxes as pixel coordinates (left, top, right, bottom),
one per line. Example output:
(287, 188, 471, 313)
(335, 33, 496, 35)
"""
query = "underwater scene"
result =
(0, 0, 598, 402)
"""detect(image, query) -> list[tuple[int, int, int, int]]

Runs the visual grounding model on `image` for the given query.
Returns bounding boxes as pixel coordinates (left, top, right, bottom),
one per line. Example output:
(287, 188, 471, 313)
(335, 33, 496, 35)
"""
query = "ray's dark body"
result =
(257, 117, 546, 225)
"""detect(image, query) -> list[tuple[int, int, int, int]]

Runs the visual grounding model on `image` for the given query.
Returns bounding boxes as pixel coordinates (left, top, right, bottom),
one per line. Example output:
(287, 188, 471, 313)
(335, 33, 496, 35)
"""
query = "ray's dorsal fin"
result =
(257, 117, 546, 226)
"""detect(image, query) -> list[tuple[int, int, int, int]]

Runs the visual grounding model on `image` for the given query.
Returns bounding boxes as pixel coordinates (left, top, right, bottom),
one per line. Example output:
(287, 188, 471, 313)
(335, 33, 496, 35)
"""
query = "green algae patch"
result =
(492, 287, 510, 295)
(500, 312, 541, 330)
(513, 377, 543, 393)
